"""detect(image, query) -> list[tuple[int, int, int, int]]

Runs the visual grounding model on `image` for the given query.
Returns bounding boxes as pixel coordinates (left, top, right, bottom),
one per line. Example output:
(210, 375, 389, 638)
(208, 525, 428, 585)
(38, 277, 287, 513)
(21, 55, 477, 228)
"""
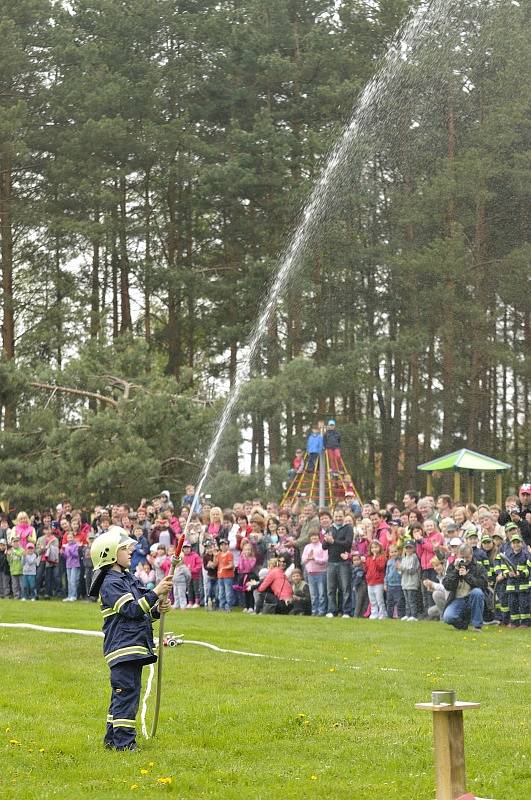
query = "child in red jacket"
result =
(365, 540, 387, 619)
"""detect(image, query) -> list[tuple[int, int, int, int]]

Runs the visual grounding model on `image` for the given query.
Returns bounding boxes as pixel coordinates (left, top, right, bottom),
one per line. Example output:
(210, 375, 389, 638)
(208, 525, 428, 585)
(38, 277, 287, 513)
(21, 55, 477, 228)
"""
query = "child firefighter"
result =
(89, 526, 175, 750)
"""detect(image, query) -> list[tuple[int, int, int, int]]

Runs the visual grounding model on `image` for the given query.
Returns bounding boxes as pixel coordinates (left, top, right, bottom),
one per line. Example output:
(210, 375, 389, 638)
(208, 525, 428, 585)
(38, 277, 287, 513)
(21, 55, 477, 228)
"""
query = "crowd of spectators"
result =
(0, 482, 529, 630)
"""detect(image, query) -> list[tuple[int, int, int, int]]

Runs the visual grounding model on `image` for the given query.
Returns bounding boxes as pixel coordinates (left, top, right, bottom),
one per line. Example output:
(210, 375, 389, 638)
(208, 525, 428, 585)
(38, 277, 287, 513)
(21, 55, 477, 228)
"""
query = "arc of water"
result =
(187, 0, 490, 513)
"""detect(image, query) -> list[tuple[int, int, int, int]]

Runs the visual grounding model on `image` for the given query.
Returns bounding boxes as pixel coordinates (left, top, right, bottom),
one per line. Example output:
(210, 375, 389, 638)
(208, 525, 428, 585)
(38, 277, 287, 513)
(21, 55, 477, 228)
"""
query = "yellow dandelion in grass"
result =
(140, 769, 150, 775)
(310, 774, 318, 780)
(39, 749, 45, 753)
(9, 739, 21, 745)
(130, 784, 139, 790)
(303, 719, 310, 726)
(5, 727, 10, 733)
(148, 761, 155, 767)
(329, 667, 336, 673)
(157, 777, 173, 785)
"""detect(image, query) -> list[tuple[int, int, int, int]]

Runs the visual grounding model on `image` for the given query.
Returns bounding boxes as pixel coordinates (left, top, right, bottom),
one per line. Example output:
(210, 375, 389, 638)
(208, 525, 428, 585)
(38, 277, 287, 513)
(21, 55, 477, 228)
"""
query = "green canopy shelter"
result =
(418, 449, 511, 505)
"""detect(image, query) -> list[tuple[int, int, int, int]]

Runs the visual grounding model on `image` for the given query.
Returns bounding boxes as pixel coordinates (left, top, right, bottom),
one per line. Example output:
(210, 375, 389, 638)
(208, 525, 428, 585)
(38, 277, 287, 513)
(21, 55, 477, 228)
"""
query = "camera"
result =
(454, 558, 467, 569)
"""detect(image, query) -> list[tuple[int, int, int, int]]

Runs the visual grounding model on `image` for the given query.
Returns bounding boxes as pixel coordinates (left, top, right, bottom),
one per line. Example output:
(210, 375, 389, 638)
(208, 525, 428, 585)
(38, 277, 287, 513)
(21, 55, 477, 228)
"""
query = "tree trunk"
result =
(251, 413, 258, 474)
(501, 308, 508, 459)
(257, 415, 265, 470)
(285, 401, 294, 456)
(166, 169, 182, 379)
(119, 175, 132, 333)
(512, 317, 519, 477)
(144, 170, 152, 345)
(522, 306, 530, 478)
(467, 91, 489, 450)
(0, 150, 16, 427)
(185, 180, 195, 372)
(0, 153, 15, 362)
(111, 246, 119, 340)
(267, 314, 281, 465)
(224, 341, 240, 474)
(441, 85, 457, 452)
(366, 385, 376, 498)
(90, 209, 100, 340)
(423, 328, 435, 462)
(404, 344, 420, 484)
(110, 199, 120, 340)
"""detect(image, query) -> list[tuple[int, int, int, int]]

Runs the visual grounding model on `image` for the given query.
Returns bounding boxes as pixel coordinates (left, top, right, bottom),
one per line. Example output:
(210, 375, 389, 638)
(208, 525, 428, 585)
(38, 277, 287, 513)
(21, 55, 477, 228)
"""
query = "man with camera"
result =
(442, 544, 488, 631)
(498, 484, 531, 545)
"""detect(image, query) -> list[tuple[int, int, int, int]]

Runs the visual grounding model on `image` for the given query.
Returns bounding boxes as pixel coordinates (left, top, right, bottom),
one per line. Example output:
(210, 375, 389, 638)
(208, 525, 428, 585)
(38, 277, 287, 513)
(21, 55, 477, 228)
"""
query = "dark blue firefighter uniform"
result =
(493, 554, 509, 624)
(99, 568, 161, 749)
(504, 549, 530, 627)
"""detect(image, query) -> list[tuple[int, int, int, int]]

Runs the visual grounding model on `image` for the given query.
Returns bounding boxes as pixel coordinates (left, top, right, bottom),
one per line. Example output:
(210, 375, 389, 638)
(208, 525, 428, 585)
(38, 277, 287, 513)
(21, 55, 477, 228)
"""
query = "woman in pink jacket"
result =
(301, 532, 328, 616)
(182, 542, 203, 607)
(256, 558, 293, 614)
(12, 512, 36, 550)
(411, 520, 447, 616)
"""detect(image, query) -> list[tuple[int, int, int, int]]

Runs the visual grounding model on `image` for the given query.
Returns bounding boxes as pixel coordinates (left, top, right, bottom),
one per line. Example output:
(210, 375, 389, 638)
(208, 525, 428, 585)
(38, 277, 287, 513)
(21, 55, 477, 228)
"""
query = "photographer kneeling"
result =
(442, 544, 488, 631)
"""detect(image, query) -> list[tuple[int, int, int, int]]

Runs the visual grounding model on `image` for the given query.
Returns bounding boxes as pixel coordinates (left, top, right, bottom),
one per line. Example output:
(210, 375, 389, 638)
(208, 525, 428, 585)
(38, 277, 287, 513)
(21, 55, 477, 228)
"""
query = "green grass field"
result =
(0, 602, 529, 800)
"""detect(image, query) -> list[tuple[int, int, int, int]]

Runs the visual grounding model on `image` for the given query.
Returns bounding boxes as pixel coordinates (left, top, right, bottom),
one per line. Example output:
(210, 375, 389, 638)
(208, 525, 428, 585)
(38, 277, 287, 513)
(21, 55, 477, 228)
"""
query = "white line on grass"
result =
(141, 663, 155, 739)
(1, 622, 405, 675)
(0, 622, 299, 659)
(0, 622, 104, 637)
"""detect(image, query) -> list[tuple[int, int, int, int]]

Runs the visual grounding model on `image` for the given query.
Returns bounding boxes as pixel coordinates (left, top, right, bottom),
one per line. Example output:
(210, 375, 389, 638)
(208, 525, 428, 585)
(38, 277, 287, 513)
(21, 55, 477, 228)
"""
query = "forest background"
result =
(0, 0, 529, 509)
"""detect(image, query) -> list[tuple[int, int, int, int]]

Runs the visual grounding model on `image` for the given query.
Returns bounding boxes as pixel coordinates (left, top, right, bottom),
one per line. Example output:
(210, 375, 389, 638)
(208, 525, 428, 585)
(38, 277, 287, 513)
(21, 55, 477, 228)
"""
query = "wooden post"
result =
(416, 699, 480, 800)
(466, 471, 474, 503)
(426, 472, 433, 496)
(453, 470, 461, 502)
(495, 472, 503, 507)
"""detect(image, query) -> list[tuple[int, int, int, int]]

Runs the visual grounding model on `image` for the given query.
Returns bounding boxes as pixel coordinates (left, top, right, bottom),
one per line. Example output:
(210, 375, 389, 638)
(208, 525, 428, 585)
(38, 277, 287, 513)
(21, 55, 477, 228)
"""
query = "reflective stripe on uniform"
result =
(106, 714, 113, 723)
(139, 596, 151, 614)
(113, 592, 134, 613)
(112, 718, 136, 728)
(105, 645, 150, 664)
(101, 607, 117, 619)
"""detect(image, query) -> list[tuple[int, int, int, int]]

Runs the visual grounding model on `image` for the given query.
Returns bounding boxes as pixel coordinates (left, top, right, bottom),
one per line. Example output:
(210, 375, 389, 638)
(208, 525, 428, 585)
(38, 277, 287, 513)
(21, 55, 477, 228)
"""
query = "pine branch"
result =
(28, 381, 119, 409)
(159, 455, 201, 469)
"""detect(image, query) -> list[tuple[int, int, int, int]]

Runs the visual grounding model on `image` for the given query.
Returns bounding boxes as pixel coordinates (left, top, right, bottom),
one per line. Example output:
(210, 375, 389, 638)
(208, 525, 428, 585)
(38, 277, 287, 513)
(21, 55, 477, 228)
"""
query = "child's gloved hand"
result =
(154, 575, 173, 596)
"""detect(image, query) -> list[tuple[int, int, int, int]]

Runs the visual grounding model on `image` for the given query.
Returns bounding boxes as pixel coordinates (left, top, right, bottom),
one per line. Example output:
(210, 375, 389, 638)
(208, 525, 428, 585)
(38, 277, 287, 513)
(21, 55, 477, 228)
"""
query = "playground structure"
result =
(418, 449, 511, 506)
(280, 449, 363, 509)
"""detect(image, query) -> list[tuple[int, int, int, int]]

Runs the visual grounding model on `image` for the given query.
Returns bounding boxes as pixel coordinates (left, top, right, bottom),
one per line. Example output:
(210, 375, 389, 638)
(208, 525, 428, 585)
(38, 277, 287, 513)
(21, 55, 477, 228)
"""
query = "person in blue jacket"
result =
(306, 424, 324, 473)
(130, 525, 150, 572)
(89, 526, 174, 750)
